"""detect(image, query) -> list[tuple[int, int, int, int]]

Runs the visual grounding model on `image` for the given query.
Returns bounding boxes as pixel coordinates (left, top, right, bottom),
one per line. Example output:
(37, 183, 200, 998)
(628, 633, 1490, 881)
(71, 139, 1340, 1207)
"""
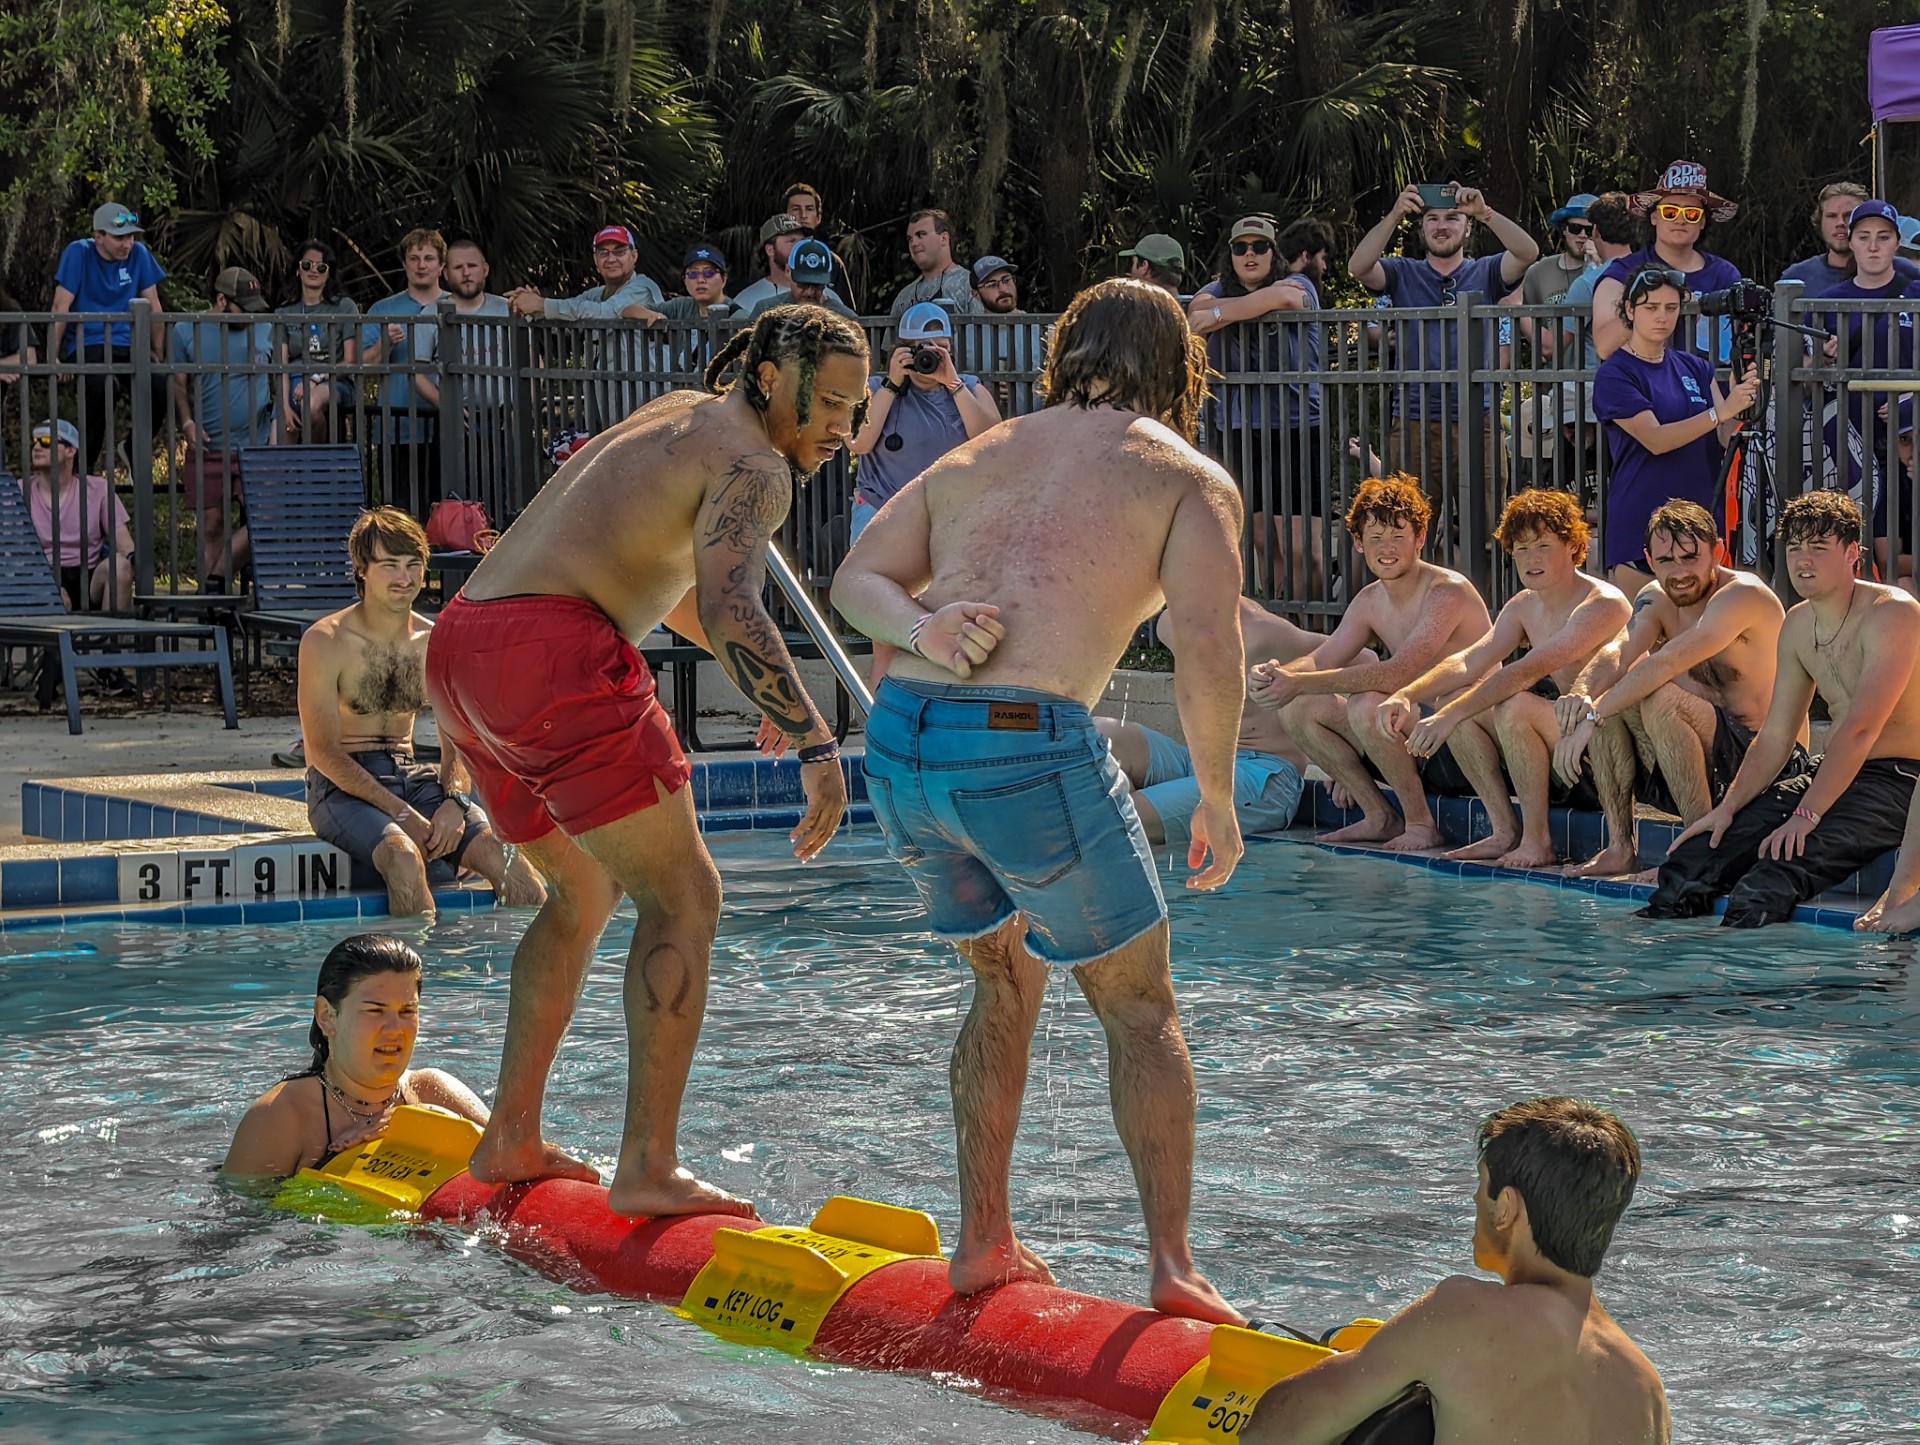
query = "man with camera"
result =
(848, 301, 1001, 543)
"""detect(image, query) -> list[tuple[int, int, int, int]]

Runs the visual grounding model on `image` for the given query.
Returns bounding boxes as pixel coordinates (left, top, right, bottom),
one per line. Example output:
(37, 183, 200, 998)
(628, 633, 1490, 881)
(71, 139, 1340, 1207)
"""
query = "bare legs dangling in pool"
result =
(947, 915, 1244, 1325)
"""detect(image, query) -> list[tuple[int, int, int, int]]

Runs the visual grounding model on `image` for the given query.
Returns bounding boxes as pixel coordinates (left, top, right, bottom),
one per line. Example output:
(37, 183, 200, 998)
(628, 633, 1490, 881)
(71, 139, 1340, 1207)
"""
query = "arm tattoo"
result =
(702, 456, 791, 554)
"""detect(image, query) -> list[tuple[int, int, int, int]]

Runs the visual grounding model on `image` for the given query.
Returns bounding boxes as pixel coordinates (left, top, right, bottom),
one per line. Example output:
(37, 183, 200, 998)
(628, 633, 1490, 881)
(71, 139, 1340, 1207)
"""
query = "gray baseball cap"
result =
(93, 202, 144, 237)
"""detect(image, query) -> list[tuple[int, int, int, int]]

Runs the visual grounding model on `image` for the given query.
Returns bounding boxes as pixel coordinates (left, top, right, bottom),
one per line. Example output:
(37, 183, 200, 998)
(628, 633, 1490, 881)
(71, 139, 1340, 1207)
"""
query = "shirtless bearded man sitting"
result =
(1551, 499, 1800, 877)
(1248, 474, 1493, 851)
(1382, 489, 1632, 868)
(834, 279, 1247, 1323)
(299, 507, 544, 916)
(425, 305, 866, 1216)
(1244, 1097, 1669, 1445)
(1644, 491, 1920, 928)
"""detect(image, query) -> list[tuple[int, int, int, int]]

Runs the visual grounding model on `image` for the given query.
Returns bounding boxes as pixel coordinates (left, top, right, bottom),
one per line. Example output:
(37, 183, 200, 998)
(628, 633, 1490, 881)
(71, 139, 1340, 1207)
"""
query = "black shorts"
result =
(307, 749, 485, 882)
(1218, 425, 1328, 518)
(1637, 704, 1812, 812)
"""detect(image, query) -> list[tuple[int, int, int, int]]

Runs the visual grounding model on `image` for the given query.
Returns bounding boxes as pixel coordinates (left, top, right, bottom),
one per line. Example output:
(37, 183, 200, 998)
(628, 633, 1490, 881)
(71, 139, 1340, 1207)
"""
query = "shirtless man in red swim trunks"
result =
(427, 305, 871, 1217)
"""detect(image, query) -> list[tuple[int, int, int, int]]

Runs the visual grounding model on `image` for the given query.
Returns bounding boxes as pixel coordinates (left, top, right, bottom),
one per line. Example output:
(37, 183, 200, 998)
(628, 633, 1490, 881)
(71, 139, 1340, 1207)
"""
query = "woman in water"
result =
(222, 933, 489, 1179)
(1591, 265, 1758, 589)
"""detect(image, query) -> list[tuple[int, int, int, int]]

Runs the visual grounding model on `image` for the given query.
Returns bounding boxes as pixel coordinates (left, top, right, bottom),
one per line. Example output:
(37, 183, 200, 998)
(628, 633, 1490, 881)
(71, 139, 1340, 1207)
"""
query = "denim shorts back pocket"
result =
(863, 775, 924, 864)
(951, 771, 1081, 889)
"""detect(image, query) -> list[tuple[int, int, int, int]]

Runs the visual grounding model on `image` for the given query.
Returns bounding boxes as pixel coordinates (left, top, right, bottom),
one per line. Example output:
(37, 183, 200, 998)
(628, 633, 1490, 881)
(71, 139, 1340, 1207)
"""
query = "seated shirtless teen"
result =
(1645, 491, 1920, 928)
(1249, 474, 1493, 851)
(1551, 499, 1802, 877)
(299, 507, 544, 916)
(1099, 598, 1320, 850)
(1380, 489, 1632, 868)
(1243, 1096, 1669, 1445)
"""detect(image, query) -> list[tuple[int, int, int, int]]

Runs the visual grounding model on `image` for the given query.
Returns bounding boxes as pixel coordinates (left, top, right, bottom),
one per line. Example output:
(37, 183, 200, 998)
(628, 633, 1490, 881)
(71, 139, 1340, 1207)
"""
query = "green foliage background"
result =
(1, 0, 1911, 310)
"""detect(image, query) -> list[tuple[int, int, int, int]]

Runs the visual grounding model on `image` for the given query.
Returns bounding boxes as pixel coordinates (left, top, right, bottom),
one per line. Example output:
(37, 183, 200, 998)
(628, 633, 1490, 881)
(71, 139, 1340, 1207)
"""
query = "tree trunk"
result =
(1289, 0, 1350, 223)
(1477, 0, 1534, 214)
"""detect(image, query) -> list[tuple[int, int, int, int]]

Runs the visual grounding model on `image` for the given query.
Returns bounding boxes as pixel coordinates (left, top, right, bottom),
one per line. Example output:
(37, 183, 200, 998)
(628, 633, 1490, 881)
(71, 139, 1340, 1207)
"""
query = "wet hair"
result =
(1495, 486, 1589, 565)
(1645, 497, 1718, 551)
(293, 239, 343, 302)
(399, 227, 447, 263)
(1479, 1097, 1640, 1278)
(1345, 473, 1432, 540)
(1585, 193, 1638, 248)
(1779, 490, 1862, 549)
(347, 506, 429, 597)
(291, 934, 423, 1078)
(702, 302, 870, 427)
(1040, 278, 1209, 442)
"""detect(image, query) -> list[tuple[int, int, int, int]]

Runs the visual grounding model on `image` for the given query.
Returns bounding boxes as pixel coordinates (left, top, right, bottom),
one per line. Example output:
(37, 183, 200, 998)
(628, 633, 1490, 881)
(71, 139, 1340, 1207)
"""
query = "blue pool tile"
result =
(60, 791, 84, 841)
(21, 785, 41, 839)
(701, 811, 754, 833)
(752, 807, 804, 832)
(2, 859, 59, 909)
(755, 758, 804, 806)
(149, 807, 176, 836)
(682, 764, 708, 811)
(182, 902, 245, 926)
(106, 797, 131, 837)
(705, 762, 755, 809)
(1, 911, 71, 933)
(59, 856, 118, 906)
(298, 896, 363, 922)
(84, 795, 107, 840)
(241, 900, 302, 925)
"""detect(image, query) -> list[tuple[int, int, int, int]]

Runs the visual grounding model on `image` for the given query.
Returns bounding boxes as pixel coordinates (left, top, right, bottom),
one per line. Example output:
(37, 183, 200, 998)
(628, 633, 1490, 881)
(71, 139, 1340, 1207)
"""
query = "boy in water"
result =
(1246, 1097, 1669, 1445)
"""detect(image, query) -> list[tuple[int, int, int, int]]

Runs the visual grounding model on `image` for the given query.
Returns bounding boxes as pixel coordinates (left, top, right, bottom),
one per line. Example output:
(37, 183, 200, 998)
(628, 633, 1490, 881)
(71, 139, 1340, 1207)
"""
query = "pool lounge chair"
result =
(0, 473, 238, 735)
(235, 444, 365, 656)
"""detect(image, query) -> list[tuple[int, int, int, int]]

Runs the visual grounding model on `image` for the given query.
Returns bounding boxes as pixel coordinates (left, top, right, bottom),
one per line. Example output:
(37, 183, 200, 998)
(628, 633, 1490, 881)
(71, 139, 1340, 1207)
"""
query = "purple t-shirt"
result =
(1599, 246, 1742, 361)
(1593, 347, 1723, 568)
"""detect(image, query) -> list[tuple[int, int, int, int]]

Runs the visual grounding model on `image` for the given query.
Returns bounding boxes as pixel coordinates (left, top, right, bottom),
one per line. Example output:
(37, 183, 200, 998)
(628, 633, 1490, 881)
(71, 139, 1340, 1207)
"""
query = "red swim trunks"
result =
(425, 593, 691, 844)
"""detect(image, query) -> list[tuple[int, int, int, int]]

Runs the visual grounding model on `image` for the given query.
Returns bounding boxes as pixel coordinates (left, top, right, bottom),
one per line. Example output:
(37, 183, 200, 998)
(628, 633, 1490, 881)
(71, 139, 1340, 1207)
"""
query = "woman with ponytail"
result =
(222, 934, 491, 1180)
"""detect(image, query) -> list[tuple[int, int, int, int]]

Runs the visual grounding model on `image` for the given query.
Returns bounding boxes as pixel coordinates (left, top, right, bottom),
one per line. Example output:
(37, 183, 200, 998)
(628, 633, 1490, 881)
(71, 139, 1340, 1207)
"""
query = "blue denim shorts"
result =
(863, 678, 1167, 966)
(1135, 725, 1305, 849)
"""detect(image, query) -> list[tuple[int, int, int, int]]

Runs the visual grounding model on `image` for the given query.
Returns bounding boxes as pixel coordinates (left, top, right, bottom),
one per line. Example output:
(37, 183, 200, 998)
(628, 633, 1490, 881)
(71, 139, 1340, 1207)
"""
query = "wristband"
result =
(883, 377, 908, 396)
(797, 740, 840, 765)
(945, 380, 962, 395)
(906, 612, 933, 657)
(1792, 805, 1820, 825)
(1707, 405, 1720, 425)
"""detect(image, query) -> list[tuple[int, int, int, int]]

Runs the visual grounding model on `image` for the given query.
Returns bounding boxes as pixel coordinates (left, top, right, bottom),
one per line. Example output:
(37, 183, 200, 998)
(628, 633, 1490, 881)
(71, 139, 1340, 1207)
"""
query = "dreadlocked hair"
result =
(702, 303, 870, 426)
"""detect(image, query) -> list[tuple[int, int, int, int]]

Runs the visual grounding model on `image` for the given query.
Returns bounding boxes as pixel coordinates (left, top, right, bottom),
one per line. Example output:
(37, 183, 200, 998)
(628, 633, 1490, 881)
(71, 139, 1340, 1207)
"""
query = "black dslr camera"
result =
(1695, 279, 1773, 322)
(910, 343, 945, 374)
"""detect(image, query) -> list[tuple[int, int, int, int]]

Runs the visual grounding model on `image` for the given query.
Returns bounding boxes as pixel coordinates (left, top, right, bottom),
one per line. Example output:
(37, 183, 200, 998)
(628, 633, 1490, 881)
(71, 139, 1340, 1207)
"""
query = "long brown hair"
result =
(1039, 278, 1210, 441)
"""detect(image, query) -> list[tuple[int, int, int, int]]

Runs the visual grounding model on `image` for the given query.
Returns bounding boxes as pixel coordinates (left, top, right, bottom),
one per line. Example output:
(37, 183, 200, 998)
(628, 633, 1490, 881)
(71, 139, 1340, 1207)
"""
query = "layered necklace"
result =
(321, 1063, 401, 1120)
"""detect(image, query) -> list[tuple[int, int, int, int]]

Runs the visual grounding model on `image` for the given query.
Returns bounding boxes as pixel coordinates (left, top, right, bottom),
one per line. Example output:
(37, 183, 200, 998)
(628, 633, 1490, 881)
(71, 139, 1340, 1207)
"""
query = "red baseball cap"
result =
(592, 225, 635, 249)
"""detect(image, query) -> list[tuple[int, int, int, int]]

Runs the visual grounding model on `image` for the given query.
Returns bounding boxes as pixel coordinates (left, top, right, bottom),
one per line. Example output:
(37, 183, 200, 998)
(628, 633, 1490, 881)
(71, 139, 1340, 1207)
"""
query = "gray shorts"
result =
(1134, 725, 1304, 848)
(307, 750, 486, 883)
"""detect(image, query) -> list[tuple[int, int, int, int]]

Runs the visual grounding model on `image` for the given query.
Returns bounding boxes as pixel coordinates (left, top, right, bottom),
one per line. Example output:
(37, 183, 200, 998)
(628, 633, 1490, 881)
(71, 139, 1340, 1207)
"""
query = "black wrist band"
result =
(883, 378, 908, 396)
(797, 741, 840, 764)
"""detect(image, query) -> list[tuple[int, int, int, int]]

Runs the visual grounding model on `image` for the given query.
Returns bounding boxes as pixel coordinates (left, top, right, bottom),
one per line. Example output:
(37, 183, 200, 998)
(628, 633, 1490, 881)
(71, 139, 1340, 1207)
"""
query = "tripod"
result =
(1721, 313, 1829, 573)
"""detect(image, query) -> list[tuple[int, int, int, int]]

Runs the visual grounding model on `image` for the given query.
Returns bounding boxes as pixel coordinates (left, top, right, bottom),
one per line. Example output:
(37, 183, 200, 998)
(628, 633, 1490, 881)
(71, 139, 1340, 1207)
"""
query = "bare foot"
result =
(1381, 823, 1445, 852)
(469, 1128, 602, 1187)
(1863, 893, 1920, 935)
(1150, 1263, 1248, 1326)
(1446, 833, 1519, 862)
(947, 1233, 1056, 1295)
(1629, 866, 1660, 886)
(1564, 843, 1638, 879)
(1495, 840, 1561, 869)
(1318, 814, 1405, 845)
(606, 1166, 758, 1219)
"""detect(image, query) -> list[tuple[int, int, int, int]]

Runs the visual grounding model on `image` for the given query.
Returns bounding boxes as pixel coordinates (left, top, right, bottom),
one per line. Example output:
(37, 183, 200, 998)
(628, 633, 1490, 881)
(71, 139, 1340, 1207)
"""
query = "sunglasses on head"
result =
(1231, 239, 1273, 256)
(1655, 202, 1706, 225)
(298, 259, 330, 273)
(1563, 220, 1594, 236)
(109, 212, 137, 228)
(1626, 267, 1689, 302)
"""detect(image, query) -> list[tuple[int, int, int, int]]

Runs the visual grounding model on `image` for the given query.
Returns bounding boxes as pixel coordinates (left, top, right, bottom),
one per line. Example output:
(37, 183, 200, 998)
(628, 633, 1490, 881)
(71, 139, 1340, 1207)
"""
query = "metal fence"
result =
(1, 286, 1914, 628)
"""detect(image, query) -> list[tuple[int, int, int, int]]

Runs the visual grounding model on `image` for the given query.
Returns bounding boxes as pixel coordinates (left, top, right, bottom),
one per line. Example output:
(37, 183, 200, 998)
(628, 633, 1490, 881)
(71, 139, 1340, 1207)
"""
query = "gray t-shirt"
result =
(732, 277, 846, 313)
(544, 271, 666, 320)
(889, 267, 979, 316)
(276, 296, 360, 369)
(452, 294, 512, 407)
(743, 290, 856, 322)
(1520, 252, 1587, 307)
(656, 294, 733, 320)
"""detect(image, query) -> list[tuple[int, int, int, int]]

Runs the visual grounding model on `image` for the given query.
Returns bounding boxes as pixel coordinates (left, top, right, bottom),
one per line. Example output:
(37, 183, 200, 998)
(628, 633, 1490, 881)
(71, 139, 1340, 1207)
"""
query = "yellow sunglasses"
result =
(1655, 202, 1706, 225)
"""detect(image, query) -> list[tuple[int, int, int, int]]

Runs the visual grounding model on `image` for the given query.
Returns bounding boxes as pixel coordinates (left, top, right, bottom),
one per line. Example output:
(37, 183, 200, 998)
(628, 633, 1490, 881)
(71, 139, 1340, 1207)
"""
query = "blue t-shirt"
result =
(1372, 253, 1510, 419)
(1562, 264, 1605, 372)
(362, 292, 445, 420)
(1779, 252, 1920, 291)
(171, 319, 276, 450)
(54, 239, 166, 353)
(1593, 347, 1723, 567)
(1600, 247, 1742, 361)
(1196, 275, 1323, 428)
(854, 376, 977, 507)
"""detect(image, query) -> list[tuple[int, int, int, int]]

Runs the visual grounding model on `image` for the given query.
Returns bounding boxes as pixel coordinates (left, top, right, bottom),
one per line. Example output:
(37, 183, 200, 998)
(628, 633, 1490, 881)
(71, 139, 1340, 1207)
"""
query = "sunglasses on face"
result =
(1656, 203, 1705, 225)
(1231, 239, 1273, 256)
(298, 259, 330, 273)
(1563, 221, 1594, 236)
(1626, 267, 1689, 302)
(684, 266, 721, 281)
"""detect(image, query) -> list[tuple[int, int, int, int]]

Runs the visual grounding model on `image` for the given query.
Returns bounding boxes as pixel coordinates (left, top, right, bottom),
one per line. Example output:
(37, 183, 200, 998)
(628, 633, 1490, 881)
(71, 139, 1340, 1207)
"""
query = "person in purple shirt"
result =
(1592, 267, 1759, 587)
(1348, 182, 1538, 498)
(1812, 199, 1920, 564)
(1780, 182, 1920, 293)
(1590, 161, 1743, 364)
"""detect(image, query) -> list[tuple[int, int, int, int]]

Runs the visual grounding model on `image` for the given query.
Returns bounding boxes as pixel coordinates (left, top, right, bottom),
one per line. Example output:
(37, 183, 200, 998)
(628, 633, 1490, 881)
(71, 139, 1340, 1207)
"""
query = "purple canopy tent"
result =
(1870, 25, 1920, 191)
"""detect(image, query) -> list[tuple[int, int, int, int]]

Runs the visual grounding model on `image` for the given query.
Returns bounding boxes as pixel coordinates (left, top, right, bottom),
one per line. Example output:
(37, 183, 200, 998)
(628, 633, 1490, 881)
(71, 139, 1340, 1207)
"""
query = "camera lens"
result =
(911, 344, 943, 374)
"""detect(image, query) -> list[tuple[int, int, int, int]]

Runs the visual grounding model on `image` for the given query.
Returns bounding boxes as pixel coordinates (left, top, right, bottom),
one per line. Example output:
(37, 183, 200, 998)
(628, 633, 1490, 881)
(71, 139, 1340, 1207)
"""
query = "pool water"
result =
(2, 831, 1917, 1441)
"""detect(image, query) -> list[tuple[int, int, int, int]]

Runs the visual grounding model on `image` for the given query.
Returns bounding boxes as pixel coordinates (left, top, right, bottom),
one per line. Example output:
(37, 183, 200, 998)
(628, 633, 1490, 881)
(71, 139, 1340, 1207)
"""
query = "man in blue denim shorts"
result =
(834, 278, 1250, 1325)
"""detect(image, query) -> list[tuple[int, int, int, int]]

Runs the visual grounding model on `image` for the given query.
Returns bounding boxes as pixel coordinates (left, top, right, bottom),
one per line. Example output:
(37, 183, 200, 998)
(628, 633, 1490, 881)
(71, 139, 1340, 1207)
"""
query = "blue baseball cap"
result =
(1900, 216, 1920, 253)
(31, 418, 82, 450)
(897, 301, 952, 341)
(1548, 193, 1598, 228)
(787, 238, 834, 285)
(681, 244, 727, 272)
(1849, 199, 1901, 233)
